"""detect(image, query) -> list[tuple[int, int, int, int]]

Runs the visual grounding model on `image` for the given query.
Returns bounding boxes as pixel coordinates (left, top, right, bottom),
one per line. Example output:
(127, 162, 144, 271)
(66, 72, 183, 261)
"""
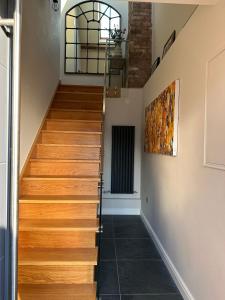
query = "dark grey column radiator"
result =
(111, 126, 135, 194)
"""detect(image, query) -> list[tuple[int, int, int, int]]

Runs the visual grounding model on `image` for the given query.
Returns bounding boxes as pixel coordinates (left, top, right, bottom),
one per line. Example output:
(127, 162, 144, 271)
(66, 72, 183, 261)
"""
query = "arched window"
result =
(65, 1, 121, 74)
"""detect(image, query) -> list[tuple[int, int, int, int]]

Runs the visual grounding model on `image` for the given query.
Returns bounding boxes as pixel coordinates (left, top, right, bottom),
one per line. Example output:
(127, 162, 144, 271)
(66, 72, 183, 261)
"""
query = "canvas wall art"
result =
(144, 80, 179, 156)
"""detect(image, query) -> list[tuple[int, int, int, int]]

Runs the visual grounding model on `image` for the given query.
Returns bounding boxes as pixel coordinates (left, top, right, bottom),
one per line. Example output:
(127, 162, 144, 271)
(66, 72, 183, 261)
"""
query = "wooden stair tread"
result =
(42, 130, 102, 135)
(37, 143, 101, 148)
(29, 158, 101, 163)
(22, 175, 100, 181)
(18, 283, 96, 298)
(19, 85, 102, 294)
(19, 248, 98, 266)
(46, 118, 102, 123)
(19, 219, 99, 231)
(50, 108, 102, 113)
(56, 90, 103, 95)
(20, 195, 100, 203)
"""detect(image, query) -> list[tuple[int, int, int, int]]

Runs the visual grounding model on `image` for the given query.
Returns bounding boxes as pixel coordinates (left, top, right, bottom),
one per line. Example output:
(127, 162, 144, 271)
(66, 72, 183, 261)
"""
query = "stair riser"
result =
(45, 120, 102, 132)
(41, 132, 101, 145)
(18, 294, 96, 300)
(26, 161, 100, 176)
(48, 110, 102, 121)
(19, 203, 98, 219)
(33, 145, 100, 160)
(58, 85, 103, 94)
(52, 101, 102, 110)
(55, 92, 103, 102)
(21, 180, 99, 196)
(19, 231, 96, 248)
(18, 265, 94, 284)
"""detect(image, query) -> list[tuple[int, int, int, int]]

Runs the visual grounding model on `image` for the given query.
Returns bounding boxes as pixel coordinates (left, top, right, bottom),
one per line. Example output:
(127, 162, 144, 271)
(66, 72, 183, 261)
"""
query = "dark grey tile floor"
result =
(99, 215, 183, 300)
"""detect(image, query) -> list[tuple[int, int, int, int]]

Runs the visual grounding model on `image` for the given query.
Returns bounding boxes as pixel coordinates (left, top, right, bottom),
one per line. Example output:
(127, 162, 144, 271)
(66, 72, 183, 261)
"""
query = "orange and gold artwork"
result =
(144, 80, 179, 156)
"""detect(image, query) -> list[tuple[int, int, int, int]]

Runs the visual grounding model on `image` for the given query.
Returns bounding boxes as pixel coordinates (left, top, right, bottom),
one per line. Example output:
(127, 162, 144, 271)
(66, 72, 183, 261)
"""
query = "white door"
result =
(0, 7, 10, 300)
(0, 1, 21, 299)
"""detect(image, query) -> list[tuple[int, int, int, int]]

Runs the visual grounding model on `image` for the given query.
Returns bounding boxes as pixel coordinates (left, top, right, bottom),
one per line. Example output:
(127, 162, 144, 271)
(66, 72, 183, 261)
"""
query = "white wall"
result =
(142, 1, 225, 299)
(152, 3, 197, 62)
(103, 89, 143, 215)
(20, 0, 61, 169)
(60, 0, 128, 86)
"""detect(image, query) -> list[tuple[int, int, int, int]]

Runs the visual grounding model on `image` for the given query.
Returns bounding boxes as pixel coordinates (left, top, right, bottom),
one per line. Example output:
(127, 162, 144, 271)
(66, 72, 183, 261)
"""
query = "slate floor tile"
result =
(100, 239, 116, 261)
(99, 261, 120, 295)
(100, 296, 120, 300)
(121, 295, 183, 300)
(115, 238, 161, 260)
(118, 260, 178, 295)
(114, 222, 149, 238)
(113, 216, 143, 224)
(102, 222, 114, 238)
(102, 215, 114, 224)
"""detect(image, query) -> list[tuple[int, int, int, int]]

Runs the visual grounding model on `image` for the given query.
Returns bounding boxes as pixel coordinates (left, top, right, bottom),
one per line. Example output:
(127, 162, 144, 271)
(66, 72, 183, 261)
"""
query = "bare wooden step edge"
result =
(18, 248, 98, 266)
(22, 176, 100, 181)
(36, 143, 101, 148)
(18, 283, 96, 298)
(29, 159, 101, 163)
(19, 195, 100, 204)
(56, 91, 103, 95)
(19, 219, 99, 232)
(50, 108, 102, 113)
(46, 118, 103, 123)
(41, 130, 102, 135)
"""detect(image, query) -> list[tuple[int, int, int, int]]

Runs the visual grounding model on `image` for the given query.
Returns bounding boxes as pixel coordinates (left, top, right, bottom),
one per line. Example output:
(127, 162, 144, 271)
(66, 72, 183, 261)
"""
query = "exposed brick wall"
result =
(127, 2, 152, 88)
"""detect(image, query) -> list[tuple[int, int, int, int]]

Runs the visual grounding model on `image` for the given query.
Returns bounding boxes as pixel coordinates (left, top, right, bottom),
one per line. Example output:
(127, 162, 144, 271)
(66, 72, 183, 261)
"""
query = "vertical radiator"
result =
(111, 126, 135, 194)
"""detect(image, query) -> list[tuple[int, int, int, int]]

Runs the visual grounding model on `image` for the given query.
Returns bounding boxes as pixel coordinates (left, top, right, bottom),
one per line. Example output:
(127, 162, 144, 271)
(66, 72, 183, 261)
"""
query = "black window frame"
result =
(64, 0, 121, 75)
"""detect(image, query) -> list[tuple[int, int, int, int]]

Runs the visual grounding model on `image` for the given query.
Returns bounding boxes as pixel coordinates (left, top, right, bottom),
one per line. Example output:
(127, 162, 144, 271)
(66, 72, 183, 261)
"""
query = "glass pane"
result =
(88, 46, 98, 59)
(66, 29, 76, 43)
(80, 2, 92, 13)
(74, 6, 82, 17)
(86, 11, 93, 22)
(66, 44, 76, 58)
(101, 29, 109, 40)
(79, 29, 87, 44)
(111, 17, 120, 30)
(99, 48, 105, 59)
(66, 59, 76, 73)
(94, 2, 99, 11)
(80, 44, 88, 59)
(100, 4, 109, 16)
(100, 15, 110, 40)
(88, 29, 98, 44)
(66, 15, 75, 28)
(89, 20, 99, 30)
(77, 15, 88, 29)
(88, 60, 98, 73)
(111, 9, 119, 18)
(99, 59, 105, 73)
(68, 8, 76, 16)
(80, 59, 87, 73)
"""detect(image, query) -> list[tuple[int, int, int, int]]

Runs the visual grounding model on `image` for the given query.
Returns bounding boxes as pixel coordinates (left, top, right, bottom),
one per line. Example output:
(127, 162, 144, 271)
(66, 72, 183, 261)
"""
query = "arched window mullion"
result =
(65, 1, 121, 75)
(78, 4, 88, 21)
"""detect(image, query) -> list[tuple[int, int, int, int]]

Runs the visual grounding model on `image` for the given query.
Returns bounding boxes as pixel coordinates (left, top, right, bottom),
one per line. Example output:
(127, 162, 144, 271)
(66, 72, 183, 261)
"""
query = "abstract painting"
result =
(144, 80, 179, 156)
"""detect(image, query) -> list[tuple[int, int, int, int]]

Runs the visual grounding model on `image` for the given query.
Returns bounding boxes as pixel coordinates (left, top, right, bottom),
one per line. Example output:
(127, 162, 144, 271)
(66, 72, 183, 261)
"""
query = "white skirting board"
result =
(140, 211, 195, 300)
(102, 208, 140, 215)
(102, 198, 141, 215)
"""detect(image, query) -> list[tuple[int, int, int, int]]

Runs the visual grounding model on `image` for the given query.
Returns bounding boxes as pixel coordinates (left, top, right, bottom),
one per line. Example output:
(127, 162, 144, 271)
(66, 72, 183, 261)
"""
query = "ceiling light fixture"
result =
(52, 0, 59, 12)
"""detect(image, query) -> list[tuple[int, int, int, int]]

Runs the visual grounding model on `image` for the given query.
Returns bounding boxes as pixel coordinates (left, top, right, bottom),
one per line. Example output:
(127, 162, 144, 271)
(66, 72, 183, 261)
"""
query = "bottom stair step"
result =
(18, 283, 96, 300)
(18, 248, 98, 266)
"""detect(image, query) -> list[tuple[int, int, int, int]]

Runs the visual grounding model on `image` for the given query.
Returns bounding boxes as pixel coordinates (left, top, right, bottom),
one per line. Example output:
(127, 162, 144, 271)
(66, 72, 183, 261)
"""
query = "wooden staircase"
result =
(18, 85, 104, 299)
